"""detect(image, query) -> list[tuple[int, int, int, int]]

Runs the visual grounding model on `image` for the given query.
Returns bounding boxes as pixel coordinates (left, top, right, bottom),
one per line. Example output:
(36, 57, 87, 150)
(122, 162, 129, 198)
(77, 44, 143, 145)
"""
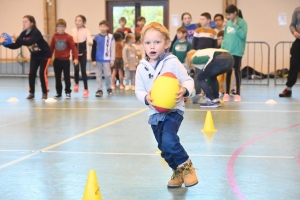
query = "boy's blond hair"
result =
(56, 19, 67, 27)
(140, 22, 170, 43)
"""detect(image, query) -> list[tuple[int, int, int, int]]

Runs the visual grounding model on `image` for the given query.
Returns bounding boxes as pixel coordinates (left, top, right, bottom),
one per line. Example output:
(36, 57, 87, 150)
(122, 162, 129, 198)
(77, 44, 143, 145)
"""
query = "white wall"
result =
(0, 0, 298, 73)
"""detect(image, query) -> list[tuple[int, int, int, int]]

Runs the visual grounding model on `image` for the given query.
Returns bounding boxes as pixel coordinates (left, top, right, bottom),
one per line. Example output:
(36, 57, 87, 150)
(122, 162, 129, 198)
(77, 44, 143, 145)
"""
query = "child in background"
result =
(222, 4, 248, 102)
(135, 22, 198, 188)
(50, 19, 78, 99)
(116, 17, 132, 35)
(91, 20, 115, 97)
(132, 33, 145, 61)
(5, 15, 51, 100)
(192, 12, 217, 103)
(170, 12, 198, 52)
(213, 14, 225, 34)
(112, 32, 125, 89)
(122, 34, 137, 91)
(135, 16, 146, 34)
(71, 15, 93, 97)
(171, 27, 192, 70)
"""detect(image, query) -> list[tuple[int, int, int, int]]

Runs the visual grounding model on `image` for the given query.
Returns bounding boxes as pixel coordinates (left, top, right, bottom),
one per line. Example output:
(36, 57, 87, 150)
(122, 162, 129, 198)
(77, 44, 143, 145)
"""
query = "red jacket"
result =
(50, 33, 78, 60)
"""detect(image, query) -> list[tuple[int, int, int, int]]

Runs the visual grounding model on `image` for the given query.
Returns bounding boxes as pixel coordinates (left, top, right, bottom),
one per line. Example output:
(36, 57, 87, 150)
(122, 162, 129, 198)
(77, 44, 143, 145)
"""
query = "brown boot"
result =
(167, 168, 184, 188)
(180, 160, 198, 187)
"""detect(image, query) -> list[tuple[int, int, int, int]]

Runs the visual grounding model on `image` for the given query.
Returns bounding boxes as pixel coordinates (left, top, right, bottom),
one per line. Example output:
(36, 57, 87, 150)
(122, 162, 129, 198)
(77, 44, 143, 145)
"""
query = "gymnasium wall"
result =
(0, 0, 298, 73)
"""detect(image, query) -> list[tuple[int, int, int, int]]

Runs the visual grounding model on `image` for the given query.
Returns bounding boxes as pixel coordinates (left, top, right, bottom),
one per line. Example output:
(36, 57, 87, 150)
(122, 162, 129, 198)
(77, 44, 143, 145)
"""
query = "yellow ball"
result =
(151, 72, 180, 113)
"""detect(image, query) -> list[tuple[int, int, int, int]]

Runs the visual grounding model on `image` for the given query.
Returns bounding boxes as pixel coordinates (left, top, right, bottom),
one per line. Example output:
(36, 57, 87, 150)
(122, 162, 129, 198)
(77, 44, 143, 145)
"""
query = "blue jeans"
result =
(196, 52, 234, 100)
(151, 112, 189, 170)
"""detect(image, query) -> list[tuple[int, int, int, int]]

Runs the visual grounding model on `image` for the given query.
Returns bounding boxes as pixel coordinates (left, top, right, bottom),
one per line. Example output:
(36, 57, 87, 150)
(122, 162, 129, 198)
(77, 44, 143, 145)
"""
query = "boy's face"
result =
(217, 36, 223, 46)
(176, 31, 186, 40)
(142, 28, 170, 62)
(99, 24, 109, 34)
(199, 16, 210, 27)
(214, 16, 224, 28)
(137, 19, 146, 28)
(119, 20, 126, 27)
(56, 25, 66, 34)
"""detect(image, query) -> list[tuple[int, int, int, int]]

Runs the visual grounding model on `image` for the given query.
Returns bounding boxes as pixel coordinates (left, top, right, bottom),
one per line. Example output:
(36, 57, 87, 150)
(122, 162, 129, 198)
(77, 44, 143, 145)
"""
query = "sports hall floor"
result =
(0, 77, 299, 200)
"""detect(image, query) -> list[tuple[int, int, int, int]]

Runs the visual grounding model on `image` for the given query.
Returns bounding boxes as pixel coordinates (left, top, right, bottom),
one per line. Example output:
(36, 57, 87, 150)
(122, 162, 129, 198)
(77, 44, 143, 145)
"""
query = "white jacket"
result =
(135, 54, 194, 116)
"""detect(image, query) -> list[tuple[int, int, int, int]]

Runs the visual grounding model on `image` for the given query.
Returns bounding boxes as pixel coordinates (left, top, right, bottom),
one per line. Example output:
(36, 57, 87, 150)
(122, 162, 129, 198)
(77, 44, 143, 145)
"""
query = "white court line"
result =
(0, 107, 143, 110)
(185, 109, 300, 112)
(0, 117, 35, 128)
(34, 150, 293, 159)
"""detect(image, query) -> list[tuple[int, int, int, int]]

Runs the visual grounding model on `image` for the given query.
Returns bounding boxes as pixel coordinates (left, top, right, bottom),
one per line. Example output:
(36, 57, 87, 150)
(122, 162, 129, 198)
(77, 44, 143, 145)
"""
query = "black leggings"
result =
(54, 59, 71, 95)
(226, 56, 242, 95)
(29, 58, 50, 94)
(74, 54, 88, 89)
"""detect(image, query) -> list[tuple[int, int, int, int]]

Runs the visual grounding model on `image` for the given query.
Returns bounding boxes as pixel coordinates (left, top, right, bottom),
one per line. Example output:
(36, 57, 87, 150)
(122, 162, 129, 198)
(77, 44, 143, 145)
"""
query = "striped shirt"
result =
(192, 27, 217, 50)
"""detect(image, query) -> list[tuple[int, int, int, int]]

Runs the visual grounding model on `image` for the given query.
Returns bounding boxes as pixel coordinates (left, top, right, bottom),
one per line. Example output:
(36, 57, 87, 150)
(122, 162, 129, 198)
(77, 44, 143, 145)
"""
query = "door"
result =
(106, 0, 169, 33)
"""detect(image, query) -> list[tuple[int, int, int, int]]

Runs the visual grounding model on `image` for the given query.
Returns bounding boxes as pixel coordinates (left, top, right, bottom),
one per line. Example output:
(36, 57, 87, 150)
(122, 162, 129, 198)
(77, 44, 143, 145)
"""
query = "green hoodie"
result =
(221, 17, 248, 57)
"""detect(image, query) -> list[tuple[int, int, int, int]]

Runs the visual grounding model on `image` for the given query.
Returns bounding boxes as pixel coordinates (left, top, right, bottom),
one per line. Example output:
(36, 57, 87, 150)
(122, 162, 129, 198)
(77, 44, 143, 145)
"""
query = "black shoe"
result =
(107, 89, 113, 96)
(279, 88, 292, 97)
(200, 100, 221, 108)
(42, 93, 47, 100)
(66, 93, 71, 99)
(95, 90, 103, 97)
(26, 93, 35, 100)
(54, 94, 62, 99)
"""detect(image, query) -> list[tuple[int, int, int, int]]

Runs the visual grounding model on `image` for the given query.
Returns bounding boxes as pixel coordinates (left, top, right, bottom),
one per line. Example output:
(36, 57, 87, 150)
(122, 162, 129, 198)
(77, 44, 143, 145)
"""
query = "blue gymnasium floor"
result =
(0, 77, 299, 200)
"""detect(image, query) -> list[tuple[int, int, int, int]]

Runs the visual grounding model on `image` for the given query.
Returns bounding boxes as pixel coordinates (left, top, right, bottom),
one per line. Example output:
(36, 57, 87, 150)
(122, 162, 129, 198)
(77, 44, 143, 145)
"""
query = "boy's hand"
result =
(92, 61, 96, 67)
(125, 64, 129, 69)
(110, 62, 114, 67)
(73, 59, 78, 66)
(0, 35, 6, 44)
(175, 84, 187, 103)
(146, 91, 155, 107)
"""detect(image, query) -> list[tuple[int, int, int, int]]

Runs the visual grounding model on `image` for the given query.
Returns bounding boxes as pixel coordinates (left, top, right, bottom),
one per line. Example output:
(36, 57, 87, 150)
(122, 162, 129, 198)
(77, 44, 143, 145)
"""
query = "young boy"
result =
(213, 14, 225, 34)
(122, 34, 138, 90)
(192, 12, 218, 103)
(172, 27, 192, 69)
(91, 20, 115, 97)
(135, 22, 198, 188)
(50, 19, 79, 99)
(116, 17, 132, 35)
(135, 16, 146, 34)
(112, 32, 125, 89)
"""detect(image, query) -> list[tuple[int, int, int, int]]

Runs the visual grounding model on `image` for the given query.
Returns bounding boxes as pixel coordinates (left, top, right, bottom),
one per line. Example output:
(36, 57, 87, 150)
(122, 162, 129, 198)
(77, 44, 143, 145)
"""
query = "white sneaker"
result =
(125, 86, 130, 91)
(131, 85, 135, 90)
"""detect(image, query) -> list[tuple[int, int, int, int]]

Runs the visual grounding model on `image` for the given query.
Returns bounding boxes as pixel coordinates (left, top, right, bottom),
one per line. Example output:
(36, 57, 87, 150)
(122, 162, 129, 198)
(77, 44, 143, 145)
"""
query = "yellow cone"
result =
(201, 111, 217, 133)
(83, 170, 102, 200)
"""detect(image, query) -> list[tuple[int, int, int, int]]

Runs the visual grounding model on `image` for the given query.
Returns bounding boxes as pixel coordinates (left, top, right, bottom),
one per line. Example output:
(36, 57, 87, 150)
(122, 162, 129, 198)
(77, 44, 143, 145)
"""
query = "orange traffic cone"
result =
(82, 170, 102, 200)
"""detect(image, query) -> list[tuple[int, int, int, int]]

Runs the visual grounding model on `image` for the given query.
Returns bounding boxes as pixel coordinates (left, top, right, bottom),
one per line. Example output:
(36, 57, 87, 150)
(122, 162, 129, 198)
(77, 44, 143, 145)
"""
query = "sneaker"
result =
(167, 168, 184, 188)
(219, 92, 224, 99)
(95, 90, 103, 97)
(82, 89, 89, 98)
(125, 86, 130, 91)
(179, 159, 198, 187)
(74, 84, 79, 93)
(223, 94, 230, 102)
(279, 88, 292, 97)
(192, 95, 201, 104)
(66, 93, 71, 99)
(234, 94, 241, 101)
(26, 93, 35, 100)
(200, 100, 220, 108)
(119, 85, 125, 90)
(131, 85, 135, 90)
(54, 94, 62, 99)
(107, 89, 113, 96)
(42, 93, 47, 100)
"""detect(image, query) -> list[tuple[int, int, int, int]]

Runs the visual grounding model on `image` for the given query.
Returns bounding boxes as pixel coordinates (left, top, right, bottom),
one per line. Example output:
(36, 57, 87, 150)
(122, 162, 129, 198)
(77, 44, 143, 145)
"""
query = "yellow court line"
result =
(0, 108, 148, 170)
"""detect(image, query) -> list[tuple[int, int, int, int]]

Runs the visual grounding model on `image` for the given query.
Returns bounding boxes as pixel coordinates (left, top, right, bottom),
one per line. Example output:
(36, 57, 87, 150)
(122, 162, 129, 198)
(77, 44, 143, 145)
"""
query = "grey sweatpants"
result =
(124, 69, 135, 86)
(95, 62, 112, 90)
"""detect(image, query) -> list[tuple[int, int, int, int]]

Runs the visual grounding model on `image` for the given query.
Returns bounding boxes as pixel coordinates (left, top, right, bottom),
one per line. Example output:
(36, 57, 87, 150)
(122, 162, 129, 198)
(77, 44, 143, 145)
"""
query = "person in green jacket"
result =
(221, 4, 248, 102)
